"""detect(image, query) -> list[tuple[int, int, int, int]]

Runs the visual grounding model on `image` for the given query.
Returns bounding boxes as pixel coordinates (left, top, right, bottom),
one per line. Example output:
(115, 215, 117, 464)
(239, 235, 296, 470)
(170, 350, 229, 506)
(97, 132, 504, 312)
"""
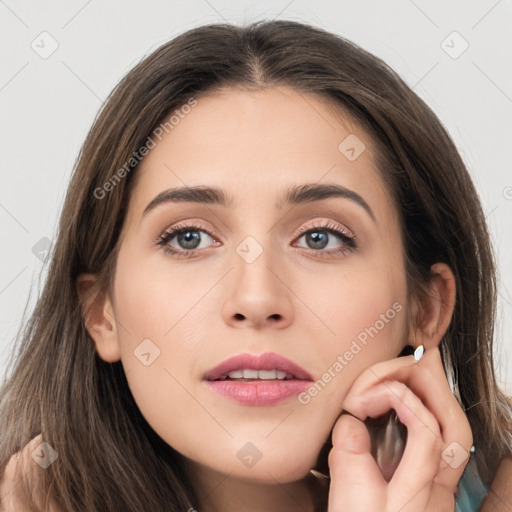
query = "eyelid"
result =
(157, 219, 219, 242)
(294, 218, 355, 240)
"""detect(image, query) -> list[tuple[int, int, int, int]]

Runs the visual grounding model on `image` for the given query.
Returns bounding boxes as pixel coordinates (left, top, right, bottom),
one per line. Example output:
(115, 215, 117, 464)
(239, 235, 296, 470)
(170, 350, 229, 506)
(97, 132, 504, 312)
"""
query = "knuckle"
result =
(387, 380, 408, 402)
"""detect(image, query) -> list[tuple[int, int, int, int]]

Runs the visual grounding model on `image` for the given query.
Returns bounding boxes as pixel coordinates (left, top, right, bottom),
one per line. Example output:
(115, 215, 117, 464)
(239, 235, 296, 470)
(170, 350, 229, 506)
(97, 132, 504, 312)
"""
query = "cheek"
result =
(305, 263, 405, 341)
(111, 250, 204, 413)
(298, 263, 406, 396)
(113, 248, 206, 345)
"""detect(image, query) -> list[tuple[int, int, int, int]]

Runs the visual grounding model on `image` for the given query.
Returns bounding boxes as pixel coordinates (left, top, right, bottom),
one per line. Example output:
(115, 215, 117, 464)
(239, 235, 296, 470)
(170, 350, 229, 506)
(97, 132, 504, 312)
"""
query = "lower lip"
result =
(204, 379, 312, 406)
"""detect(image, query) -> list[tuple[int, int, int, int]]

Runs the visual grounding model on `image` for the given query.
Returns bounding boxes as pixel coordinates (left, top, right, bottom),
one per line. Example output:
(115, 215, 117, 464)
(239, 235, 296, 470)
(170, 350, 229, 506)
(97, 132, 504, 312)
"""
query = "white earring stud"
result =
(413, 344, 425, 361)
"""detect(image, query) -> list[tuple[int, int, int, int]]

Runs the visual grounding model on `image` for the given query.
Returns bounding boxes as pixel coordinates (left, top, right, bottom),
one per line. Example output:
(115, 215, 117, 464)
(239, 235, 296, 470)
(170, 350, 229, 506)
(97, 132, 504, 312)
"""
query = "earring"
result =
(413, 344, 425, 362)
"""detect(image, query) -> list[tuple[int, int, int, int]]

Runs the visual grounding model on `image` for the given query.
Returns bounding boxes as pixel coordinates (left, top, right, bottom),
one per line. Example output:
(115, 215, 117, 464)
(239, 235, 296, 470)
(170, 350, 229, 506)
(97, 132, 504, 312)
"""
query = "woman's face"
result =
(108, 85, 410, 483)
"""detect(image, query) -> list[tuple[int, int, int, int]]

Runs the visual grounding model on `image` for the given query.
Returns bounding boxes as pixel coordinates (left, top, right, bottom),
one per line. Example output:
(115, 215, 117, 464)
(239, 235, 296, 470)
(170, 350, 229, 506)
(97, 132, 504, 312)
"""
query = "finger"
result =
(328, 413, 386, 512)
(345, 380, 443, 512)
(341, 353, 419, 399)
(345, 347, 473, 493)
(394, 348, 473, 492)
(374, 348, 473, 492)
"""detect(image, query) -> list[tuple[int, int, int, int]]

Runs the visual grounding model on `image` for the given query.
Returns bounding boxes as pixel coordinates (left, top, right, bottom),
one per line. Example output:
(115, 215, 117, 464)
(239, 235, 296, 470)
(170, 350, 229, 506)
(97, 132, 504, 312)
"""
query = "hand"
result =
(327, 346, 473, 512)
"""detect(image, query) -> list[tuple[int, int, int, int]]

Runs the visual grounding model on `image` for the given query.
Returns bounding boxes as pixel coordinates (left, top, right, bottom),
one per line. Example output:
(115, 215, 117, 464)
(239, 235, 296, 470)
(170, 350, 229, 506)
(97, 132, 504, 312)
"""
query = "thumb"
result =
(327, 413, 386, 512)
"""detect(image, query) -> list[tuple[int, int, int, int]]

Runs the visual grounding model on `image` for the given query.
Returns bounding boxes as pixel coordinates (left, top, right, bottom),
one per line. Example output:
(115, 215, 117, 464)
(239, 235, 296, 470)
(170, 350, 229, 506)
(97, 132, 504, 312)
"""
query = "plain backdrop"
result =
(0, 0, 511, 393)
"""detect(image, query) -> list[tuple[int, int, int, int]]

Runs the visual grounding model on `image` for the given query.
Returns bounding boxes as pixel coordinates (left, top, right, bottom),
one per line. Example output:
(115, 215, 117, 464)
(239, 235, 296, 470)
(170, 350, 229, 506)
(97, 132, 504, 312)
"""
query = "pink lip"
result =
(203, 352, 314, 407)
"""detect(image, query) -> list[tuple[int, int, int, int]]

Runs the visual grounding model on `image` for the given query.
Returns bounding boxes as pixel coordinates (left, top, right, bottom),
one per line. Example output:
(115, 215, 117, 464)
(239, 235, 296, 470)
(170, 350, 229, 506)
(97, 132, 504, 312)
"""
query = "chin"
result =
(221, 452, 316, 484)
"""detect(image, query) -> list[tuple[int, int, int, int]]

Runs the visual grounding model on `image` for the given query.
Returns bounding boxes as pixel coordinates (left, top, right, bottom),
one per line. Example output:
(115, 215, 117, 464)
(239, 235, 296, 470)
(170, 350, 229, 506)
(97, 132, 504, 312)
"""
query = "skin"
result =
(78, 85, 475, 512)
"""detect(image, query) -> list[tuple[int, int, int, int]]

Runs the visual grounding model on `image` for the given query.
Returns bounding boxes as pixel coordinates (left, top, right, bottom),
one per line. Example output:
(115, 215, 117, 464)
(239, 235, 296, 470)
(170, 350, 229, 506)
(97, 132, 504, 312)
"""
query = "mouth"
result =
(213, 369, 297, 381)
(202, 352, 313, 406)
(203, 352, 314, 382)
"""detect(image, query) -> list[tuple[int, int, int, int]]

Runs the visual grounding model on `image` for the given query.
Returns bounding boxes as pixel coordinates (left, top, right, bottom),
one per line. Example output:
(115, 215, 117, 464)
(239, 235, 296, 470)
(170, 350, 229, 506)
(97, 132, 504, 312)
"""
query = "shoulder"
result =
(480, 455, 512, 512)
(0, 434, 63, 512)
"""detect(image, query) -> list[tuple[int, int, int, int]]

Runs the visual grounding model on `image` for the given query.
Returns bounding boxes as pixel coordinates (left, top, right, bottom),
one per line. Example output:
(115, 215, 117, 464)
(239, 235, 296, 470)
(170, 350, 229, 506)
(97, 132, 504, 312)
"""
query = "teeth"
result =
(256, 369, 276, 379)
(220, 369, 295, 380)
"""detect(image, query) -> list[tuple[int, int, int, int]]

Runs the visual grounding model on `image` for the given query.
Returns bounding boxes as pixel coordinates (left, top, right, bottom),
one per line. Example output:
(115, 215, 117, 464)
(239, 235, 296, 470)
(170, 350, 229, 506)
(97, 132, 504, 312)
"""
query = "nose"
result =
(221, 245, 294, 330)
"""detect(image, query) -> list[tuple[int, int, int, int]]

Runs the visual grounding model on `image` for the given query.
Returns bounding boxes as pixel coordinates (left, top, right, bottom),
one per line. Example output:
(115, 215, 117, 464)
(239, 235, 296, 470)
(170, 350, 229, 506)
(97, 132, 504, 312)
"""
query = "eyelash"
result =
(156, 220, 357, 259)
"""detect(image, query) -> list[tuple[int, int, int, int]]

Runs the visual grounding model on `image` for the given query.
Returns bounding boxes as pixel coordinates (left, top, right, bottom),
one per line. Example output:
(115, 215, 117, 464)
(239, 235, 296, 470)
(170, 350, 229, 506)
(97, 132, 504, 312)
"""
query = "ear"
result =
(76, 273, 121, 362)
(407, 262, 456, 351)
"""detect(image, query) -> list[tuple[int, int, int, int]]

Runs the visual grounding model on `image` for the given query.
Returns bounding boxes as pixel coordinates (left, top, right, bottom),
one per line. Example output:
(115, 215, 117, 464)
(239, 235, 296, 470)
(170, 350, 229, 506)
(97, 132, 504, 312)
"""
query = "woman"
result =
(0, 19, 511, 512)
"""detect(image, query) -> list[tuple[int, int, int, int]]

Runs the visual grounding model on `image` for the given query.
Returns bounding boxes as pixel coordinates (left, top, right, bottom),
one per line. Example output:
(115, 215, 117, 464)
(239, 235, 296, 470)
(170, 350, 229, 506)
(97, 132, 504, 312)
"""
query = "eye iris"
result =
(307, 230, 328, 249)
(178, 230, 201, 249)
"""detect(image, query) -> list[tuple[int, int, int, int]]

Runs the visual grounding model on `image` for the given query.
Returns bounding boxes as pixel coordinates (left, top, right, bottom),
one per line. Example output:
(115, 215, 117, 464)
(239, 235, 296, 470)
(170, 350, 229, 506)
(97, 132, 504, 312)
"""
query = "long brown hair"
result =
(1, 19, 511, 511)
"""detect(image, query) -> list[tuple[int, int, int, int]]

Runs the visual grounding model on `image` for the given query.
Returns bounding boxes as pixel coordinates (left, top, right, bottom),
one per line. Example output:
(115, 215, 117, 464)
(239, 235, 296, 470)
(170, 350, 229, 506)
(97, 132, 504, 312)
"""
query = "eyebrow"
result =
(143, 183, 376, 222)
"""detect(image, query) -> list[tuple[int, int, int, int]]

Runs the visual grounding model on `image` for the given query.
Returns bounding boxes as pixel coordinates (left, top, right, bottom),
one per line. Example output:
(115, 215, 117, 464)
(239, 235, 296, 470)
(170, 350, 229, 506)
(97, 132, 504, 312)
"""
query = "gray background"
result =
(0, 0, 511, 392)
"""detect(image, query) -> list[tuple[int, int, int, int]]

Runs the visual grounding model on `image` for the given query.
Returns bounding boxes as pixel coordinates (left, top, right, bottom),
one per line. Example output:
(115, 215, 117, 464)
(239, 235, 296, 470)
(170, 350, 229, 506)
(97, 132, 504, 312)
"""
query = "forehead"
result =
(125, 85, 393, 224)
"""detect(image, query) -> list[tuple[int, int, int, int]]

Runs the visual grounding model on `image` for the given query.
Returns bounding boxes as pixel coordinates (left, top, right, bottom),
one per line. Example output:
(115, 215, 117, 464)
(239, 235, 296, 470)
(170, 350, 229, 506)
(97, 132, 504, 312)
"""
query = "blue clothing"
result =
(455, 453, 489, 512)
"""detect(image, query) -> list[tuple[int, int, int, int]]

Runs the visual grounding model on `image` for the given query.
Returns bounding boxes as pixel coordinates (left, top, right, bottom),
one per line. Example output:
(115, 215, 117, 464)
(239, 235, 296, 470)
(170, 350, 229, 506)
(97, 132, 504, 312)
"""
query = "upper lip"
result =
(203, 352, 314, 381)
